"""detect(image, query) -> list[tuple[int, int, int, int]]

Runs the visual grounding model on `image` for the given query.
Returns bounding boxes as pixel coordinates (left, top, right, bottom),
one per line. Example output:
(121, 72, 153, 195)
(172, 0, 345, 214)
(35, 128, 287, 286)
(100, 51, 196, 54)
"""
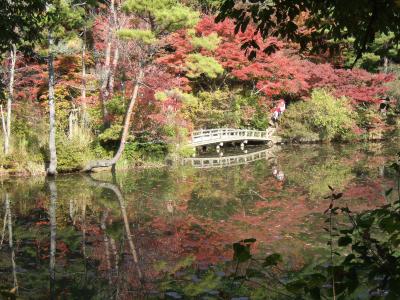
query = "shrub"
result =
(183, 88, 269, 130)
(385, 65, 400, 112)
(280, 89, 357, 142)
(55, 129, 93, 172)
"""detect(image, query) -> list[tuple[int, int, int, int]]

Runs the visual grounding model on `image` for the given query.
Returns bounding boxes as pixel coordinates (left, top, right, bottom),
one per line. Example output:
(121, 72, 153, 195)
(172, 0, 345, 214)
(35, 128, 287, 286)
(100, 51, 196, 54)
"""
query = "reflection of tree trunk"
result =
(83, 175, 143, 281)
(0, 205, 7, 248)
(69, 199, 76, 225)
(82, 202, 87, 264)
(80, 201, 88, 283)
(48, 179, 57, 299)
(47, 31, 57, 176)
(5, 193, 18, 293)
(110, 237, 119, 274)
(100, 210, 112, 284)
(83, 69, 143, 172)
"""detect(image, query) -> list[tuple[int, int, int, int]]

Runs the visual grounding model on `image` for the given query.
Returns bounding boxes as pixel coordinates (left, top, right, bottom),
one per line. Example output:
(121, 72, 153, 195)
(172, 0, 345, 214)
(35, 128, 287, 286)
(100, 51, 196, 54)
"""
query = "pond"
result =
(0, 142, 399, 299)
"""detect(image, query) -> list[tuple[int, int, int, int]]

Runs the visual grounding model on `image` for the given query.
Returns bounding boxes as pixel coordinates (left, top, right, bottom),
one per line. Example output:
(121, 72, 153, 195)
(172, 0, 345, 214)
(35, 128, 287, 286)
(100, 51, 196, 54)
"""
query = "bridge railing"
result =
(191, 128, 270, 144)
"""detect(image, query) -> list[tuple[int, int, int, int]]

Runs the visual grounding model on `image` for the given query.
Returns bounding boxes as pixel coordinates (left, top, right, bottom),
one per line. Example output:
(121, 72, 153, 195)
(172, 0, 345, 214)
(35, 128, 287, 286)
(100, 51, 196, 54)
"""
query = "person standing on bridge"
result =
(278, 99, 286, 117)
(270, 99, 286, 126)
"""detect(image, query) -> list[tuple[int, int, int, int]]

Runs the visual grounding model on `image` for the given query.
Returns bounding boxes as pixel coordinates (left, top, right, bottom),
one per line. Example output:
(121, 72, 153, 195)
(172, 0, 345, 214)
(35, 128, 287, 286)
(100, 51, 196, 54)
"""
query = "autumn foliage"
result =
(158, 16, 393, 106)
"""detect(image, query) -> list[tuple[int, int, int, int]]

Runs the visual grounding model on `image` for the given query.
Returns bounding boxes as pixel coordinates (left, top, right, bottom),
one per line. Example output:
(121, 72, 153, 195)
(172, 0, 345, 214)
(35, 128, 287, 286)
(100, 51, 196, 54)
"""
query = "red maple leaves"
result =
(157, 16, 393, 105)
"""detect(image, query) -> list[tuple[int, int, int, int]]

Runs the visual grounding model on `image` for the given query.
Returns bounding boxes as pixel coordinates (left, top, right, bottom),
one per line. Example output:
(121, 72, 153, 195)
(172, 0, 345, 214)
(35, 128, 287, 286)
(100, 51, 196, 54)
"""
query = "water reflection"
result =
(1, 192, 18, 297)
(184, 146, 278, 168)
(0, 142, 398, 298)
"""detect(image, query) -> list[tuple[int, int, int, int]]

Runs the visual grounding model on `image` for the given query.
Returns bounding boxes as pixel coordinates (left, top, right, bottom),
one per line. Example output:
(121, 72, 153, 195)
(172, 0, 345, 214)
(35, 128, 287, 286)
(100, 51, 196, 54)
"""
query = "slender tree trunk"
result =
(83, 69, 143, 172)
(109, 45, 119, 97)
(48, 179, 57, 300)
(47, 32, 57, 176)
(0, 105, 8, 155)
(108, 0, 119, 97)
(383, 56, 388, 74)
(99, 17, 113, 125)
(4, 44, 16, 155)
(81, 28, 88, 127)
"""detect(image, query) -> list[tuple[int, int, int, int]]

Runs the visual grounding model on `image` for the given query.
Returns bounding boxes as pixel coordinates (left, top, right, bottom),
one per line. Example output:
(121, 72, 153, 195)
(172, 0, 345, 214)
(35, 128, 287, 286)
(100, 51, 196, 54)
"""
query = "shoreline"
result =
(1, 134, 398, 179)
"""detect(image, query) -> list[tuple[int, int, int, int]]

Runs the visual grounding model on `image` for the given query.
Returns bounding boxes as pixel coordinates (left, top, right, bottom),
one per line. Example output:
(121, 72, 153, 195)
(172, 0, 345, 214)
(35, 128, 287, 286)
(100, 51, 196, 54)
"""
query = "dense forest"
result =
(0, 0, 398, 176)
(1, 1, 400, 299)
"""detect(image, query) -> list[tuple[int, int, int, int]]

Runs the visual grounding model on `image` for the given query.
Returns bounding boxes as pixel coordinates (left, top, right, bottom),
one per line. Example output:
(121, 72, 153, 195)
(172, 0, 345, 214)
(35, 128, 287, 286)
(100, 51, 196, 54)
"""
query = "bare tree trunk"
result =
(0, 106, 8, 155)
(3, 44, 16, 155)
(83, 69, 143, 172)
(109, 45, 119, 97)
(108, 0, 120, 97)
(48, 179, 57, 300)
(99, 13, 113, 125)
(68, 111, 73, 138)
(383, 56, 388, 74)
(47, 31, 57, 176)
(81, 28, 88, 127)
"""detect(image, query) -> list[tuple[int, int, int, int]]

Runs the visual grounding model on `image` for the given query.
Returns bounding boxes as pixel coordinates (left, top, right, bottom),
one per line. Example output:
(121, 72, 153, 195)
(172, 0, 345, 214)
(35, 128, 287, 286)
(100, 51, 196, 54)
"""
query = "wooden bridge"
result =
(190, 128, 276, 147)
(183, 147, 277, 169)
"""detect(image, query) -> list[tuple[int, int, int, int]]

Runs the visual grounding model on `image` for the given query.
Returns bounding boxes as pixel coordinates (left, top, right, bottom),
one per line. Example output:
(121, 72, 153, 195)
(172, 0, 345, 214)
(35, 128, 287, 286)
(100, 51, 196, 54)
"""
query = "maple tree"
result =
(158, 16, 393, 107)
(217, 0, 400, 66)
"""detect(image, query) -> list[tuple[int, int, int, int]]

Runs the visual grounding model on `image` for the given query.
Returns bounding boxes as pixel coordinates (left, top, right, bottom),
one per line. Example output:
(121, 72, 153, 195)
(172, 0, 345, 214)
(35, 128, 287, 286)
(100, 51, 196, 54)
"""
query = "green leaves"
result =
(280, 89, 356, 142)
(118, 29, 156, 44)
(190, 33, 221, 51)
(0, 0, 46, 53)
(122, 0, 199, 36)
(185, 53, 224, 79)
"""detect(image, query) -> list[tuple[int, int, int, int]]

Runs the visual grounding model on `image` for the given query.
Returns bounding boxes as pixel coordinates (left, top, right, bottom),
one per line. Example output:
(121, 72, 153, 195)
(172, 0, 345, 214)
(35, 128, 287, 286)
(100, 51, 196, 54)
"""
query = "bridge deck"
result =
(190, 128, 276, 147)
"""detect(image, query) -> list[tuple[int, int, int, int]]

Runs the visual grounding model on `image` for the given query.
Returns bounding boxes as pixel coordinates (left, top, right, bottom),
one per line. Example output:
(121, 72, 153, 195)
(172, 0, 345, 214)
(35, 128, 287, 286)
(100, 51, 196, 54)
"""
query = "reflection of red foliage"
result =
(35, 221, 49, 226)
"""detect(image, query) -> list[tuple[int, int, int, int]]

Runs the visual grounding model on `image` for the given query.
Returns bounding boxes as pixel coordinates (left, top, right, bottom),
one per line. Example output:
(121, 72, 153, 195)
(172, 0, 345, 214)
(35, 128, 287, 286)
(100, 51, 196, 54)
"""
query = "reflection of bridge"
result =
(183, 147, 277, 169)
(190, 128, 276, 147)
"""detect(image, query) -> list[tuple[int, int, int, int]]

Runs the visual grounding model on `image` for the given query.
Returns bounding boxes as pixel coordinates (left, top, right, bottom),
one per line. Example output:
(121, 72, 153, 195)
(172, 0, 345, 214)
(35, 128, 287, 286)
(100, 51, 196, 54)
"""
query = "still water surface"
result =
(0, 142, 399, 299)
